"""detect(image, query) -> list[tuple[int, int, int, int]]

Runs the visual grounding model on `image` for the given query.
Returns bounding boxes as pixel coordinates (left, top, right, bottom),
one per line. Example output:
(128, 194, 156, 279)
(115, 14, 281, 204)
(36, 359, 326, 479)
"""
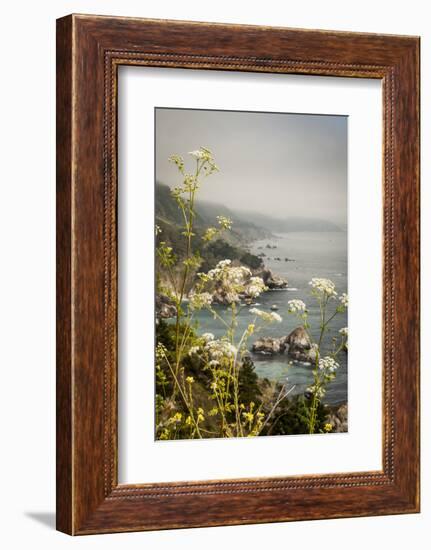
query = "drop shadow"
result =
(25, 511, 56, 530)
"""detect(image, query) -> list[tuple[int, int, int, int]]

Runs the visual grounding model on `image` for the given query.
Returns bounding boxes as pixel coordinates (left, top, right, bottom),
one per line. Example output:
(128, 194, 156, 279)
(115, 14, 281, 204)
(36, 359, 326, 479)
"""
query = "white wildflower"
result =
(318, 356, 340, 373)
(201, 332, 215, 342)
(309, 278, 337, 297)
(224, 291, 240, 304)
(288, 299, 307, 313)
(189, 292, 213, 310)
(155, 342, 167, 360)
(339, 293, 349, 307)
(306, 385, 326, 398)
(217, 259, 231, 268)
(202, 227, 218, 242)
(216, 215, 233, 230)
(188, 346, 200, 356)
(250, 308, 282, 323)
(245, 276, 267, 298)
(189, 149, 206, 159)
(339, 327, 348, 337)
(204, 261, 264, 304)
(187, 147, 218, 171)
(205, 339, 237, 361)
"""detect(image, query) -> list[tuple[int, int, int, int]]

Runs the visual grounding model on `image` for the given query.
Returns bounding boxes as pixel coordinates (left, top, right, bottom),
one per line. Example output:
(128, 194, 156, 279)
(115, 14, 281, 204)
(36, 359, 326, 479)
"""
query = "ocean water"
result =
(192, 231, 348, 405)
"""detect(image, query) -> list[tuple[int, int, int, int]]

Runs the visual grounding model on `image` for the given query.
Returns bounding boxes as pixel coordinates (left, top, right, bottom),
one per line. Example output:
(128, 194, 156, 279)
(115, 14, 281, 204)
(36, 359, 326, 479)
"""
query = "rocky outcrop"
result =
(255, 267, 288, 289)
(251, 326, 317, 363)
(326, 403, 348, 433)
(285, 327, 318, 363)
(252, 337, 287, 355)
(155, 293, 177, 319)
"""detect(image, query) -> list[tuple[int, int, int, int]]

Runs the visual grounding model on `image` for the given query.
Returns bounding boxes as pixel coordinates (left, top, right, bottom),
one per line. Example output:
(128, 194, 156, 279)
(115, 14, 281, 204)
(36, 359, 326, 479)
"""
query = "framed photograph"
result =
(56, 14, 420, 534)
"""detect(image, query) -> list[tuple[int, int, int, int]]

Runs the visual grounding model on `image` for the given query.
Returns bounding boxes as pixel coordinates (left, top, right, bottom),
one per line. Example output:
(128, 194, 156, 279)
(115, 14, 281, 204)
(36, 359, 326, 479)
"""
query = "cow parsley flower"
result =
(306, 385, 326, 398)
(203, 260, 265, 304)
(339, 293, 349, 307)
(216, 215, 233, 230)
(339, 327, 348, 337)
(188, 346, 200, 356)
(188, 149, 207, 159)
(202, 227, 218, 241)
(205, 339, 237, 361)
(189, 292, 213, 310)
(217, 259, 231, 269)
(245, 276, 267, 298)
(309, 278, 337, 297)
(168, 154, 184, 172)
(201, 332, 215, 342)
(250, 308, 282, 323)
(288, 299, 307, 313)
(318, 356, 340, 373)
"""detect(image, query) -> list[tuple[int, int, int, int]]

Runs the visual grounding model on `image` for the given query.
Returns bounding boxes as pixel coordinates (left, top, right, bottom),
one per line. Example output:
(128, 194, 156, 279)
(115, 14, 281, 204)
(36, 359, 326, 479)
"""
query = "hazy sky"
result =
(155, 108, 347, 224)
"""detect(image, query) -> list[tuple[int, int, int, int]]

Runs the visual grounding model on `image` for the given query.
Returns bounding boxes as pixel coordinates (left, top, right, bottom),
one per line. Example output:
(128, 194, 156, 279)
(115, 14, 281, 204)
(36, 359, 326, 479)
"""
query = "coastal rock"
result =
(255, 267, 288, 289)
(251, 326, 317, 362)
(252, 337, 286, 355)
(211, 283, 240, 305)
(285, 327, 317, 363)
(155, 293, 177, 319)
(327, 403, 348, 433)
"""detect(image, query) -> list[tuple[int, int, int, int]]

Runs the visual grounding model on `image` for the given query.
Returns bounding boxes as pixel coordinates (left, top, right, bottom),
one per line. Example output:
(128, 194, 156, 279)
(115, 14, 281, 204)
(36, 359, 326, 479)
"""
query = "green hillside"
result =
(155, 182, 268, 271)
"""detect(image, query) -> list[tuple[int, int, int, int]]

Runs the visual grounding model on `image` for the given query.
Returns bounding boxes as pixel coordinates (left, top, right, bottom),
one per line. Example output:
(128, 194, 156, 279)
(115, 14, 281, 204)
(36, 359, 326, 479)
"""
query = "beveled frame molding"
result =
(56, 14, 420, 535)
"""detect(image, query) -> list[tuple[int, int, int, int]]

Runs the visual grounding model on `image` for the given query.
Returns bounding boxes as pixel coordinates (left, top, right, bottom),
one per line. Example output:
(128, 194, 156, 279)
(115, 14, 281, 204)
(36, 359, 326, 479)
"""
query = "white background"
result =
(0, 1, 428, 548)
(118, 68, 382, 483)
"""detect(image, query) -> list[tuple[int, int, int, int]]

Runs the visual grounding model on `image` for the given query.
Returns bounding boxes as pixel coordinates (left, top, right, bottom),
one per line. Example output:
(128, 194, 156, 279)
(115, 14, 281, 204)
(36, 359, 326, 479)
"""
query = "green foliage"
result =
(156, 181, 265, 274)
(240, 251, 263, 270)
(260, 394, 329, 436)
(238, 355, 262, 405)
(199, 239, 263, 273)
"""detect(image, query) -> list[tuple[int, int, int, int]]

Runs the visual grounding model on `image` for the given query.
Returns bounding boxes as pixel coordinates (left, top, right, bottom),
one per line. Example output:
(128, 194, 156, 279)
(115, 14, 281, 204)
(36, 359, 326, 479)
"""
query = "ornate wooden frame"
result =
(56, 14, 420, 535)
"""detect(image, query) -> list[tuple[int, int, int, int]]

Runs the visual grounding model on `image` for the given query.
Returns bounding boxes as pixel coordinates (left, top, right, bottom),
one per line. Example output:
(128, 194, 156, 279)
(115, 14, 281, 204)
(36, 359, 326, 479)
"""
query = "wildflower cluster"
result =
(249, 307, 282, 323)
(156, 147, 276, 440)
(287, 299, 307, 314)
(205, 338, 237, 362)
(188, 147, 219, 173)
(339, 293, 348, 307)
(196, 259, 267, 305)
(318, 356, 340, 373)
(202, 215, 233, 243)
(216, 215, 233, 231)
(294, 277, 349, 434)
(309, 277, 337, 297)
(188, 291, 213, 310)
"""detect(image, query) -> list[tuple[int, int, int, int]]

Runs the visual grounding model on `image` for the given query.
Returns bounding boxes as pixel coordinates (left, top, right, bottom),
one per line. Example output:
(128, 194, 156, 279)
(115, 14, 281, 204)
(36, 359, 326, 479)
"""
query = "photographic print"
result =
(155, 107, 348, 441)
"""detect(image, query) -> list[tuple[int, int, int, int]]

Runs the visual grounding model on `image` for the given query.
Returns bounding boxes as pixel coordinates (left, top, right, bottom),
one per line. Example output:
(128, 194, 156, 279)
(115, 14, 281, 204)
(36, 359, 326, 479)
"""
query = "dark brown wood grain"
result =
(56, 15, 73, 535)
(56, 14, 420, 535)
